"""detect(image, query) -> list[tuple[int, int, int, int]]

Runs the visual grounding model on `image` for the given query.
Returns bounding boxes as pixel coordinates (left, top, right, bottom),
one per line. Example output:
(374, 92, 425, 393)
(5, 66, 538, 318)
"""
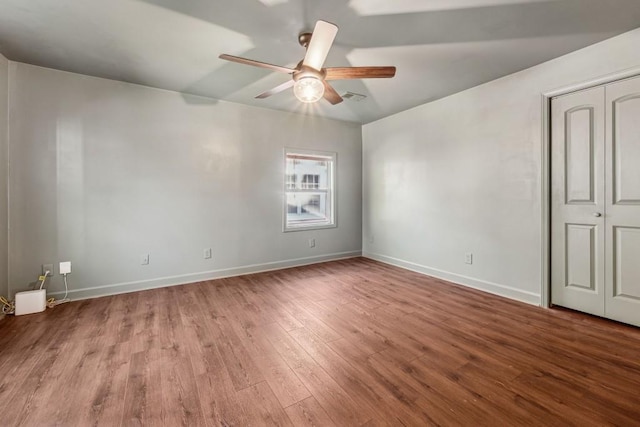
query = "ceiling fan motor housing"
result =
(293, 65, 326, 81)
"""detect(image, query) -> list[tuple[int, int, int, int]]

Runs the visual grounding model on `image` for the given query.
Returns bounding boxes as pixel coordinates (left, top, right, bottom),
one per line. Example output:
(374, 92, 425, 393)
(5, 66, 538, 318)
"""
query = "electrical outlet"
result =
(59, 261, 71, 275)
(368, 234, 375, 244)
(141, 254, 150, 265)
(42, 264, 54, 276)
(465, 253, 473, 265)
(204, 248, 212, 259)
(308, 238, 316, 248)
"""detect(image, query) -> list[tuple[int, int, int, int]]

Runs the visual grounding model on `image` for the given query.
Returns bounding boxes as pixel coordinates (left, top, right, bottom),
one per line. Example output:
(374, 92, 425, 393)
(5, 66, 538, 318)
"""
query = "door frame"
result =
(540, 66, 640, 308)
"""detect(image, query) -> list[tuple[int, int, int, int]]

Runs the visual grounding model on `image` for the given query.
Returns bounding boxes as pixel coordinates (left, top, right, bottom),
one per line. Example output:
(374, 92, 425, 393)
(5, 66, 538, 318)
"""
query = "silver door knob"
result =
(593, 212, 602, 217)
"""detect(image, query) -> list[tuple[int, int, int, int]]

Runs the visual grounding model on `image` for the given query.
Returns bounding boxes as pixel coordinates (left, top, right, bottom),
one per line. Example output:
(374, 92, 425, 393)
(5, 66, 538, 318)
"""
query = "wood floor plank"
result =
(237, 381, 293, 426)
(130, 290, 162, 353)
(298, 298, 390, 355)
(206, 310, 265, 391)
(195, 373, 247, 427)
(288, 326, 421, 424)
(251, 286, 305, 331)
(5, 339, 84, 425)
(63, 338, 128, 426)
(0, 257, 639, 426)
(121, 349, 164, 426)
(280, 299, 343, 343)
(262, 322, 372, 426)
(89, 342, 133, 427)
(226, 309, 311, 408)
(158, 352, 205, 426)
(8, 333, 115, 425)
(180, 287, 248, 426)
(284, 396, 337, 427)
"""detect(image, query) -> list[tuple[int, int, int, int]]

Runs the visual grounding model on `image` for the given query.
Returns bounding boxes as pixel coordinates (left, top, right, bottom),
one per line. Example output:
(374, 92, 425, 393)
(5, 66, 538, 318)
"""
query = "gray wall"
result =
(8, 63, 362, 299)
(362, 28, 640, 305)
(0, 54, 8, 299)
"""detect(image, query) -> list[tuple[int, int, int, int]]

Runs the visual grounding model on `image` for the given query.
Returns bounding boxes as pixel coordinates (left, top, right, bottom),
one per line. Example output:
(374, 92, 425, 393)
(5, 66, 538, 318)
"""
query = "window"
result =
(284, 149, 336, 231)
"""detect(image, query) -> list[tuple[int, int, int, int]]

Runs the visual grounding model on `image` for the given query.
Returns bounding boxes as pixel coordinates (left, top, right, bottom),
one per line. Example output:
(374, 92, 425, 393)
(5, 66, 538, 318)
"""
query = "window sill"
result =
(283, 222, 337, 233)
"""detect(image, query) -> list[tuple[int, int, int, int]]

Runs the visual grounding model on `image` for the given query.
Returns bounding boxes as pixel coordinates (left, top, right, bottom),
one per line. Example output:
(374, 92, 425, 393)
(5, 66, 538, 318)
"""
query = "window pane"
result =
(302, 174, 320, 189)
(286, 174, 297, 189)
(286, 192, 329, 225)
(286, 158, 329, 190)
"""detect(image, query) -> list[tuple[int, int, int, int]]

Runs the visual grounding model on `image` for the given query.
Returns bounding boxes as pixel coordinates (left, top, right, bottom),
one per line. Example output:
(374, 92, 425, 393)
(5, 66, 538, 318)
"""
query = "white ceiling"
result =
(1, 0, 640, 123)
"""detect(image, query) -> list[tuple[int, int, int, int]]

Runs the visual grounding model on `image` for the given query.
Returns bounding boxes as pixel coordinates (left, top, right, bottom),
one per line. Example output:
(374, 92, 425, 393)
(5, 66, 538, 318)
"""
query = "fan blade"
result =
(255, 80, 295, 99)
(325, 66, 396, 80)
(303, 21, 338, 71)
(322, 81, 343, 105)
(219, 54, 294, 74)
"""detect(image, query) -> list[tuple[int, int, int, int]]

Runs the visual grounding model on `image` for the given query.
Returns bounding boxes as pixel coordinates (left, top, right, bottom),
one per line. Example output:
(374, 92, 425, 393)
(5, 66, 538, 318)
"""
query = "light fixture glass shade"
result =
(293, 76, 325, 103)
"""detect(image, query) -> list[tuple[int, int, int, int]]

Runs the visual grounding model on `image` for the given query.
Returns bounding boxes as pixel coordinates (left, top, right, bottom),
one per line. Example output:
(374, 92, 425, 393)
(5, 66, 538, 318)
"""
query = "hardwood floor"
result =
(1, 257, 639, 426)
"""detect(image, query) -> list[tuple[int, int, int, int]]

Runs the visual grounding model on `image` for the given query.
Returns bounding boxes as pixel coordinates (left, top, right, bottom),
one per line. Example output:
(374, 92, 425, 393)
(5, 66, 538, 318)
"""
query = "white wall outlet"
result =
(308, 238, 316, 248)
(59, 261, 71, 275)
(42, 264, 54, 276)
(465, 253, 473, 265)
(204, 248, 212, 259)
(368, 234, 375, 244)
(141, 254, 150, 265)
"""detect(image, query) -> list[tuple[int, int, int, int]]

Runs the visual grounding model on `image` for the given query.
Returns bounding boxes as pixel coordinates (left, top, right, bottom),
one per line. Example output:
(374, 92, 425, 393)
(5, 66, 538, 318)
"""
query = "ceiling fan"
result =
(219, 20, 396, 105)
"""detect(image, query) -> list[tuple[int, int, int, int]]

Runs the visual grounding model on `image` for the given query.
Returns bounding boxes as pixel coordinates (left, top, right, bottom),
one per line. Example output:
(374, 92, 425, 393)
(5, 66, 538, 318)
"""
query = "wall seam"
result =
(6, 61, 11, 297)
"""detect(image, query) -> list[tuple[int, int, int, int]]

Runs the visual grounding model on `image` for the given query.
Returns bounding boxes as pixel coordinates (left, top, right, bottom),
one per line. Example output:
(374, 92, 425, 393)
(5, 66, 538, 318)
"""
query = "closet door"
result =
(605, 76, 640, 326)
(551, 86, 606, 316)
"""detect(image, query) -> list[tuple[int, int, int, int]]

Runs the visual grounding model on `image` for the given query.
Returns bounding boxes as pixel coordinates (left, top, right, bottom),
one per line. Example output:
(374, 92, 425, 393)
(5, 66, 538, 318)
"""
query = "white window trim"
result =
(283, 147, 337, 232)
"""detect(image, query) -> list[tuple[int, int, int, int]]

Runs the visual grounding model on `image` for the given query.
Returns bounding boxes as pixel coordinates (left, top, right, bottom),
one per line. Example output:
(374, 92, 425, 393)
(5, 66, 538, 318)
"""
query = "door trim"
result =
(541, 66, 640, 308)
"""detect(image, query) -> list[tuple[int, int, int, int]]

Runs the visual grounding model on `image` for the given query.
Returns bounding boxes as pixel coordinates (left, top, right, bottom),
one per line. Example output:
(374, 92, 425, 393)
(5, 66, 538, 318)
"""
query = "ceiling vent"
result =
(342, 92, 367, 102)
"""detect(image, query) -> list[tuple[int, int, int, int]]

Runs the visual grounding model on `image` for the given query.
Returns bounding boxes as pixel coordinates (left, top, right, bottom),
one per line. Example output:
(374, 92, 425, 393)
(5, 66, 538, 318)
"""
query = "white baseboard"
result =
(363, 251, 540, 306)
(47, 250, 361, 301)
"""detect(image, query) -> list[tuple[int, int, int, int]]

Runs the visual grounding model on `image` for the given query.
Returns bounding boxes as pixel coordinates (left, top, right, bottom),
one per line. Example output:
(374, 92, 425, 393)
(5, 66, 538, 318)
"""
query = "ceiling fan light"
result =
(293, 76, 325, 103)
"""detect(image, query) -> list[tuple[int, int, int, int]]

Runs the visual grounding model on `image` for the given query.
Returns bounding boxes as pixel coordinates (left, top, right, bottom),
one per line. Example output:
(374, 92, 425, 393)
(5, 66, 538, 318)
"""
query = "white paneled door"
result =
(551, 86, 606, 317)
(551, 76, 640, 327)
(604, 77, 640, 326)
